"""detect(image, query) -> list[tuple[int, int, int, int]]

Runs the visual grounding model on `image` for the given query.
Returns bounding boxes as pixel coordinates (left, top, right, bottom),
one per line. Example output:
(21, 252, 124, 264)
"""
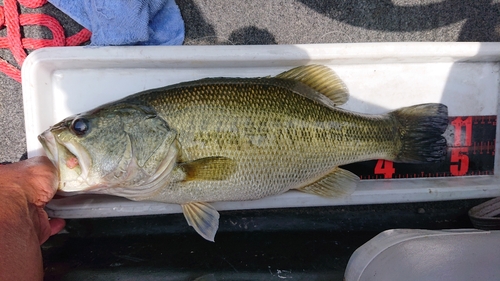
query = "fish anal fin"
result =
(180, 156, 236, 181)
(298, 167, 359, 197)
(182, 202, 220, 242)
(275, 64, 349, 106)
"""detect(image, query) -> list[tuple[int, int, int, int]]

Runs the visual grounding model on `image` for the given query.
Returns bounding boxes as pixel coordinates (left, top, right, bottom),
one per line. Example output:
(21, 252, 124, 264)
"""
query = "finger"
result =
(49, 218, 66, 236)
(21, 157, 59, 206)
(35, 207, 52, 245)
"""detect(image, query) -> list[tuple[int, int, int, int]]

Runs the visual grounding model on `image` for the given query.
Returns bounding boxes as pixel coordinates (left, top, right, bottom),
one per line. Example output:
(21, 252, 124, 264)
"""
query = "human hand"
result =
(0, 156, 65, 280)
(0, 156, 65, 244)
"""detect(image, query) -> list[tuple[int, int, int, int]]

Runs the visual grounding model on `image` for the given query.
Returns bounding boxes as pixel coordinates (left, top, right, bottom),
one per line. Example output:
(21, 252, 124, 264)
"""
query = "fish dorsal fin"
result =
(179, 156, 236, 181)
(275, 64, 349, 107)
(298, 167, 358, 197)
(182, 202, 220, 242)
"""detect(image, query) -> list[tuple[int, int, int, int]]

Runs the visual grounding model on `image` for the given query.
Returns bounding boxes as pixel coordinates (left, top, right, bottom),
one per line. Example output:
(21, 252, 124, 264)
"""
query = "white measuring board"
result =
(22, 43, 500, 218)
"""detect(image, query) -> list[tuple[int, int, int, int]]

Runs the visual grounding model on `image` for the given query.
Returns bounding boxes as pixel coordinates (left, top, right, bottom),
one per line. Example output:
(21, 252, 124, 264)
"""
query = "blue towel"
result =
(48, 0, 185, 46)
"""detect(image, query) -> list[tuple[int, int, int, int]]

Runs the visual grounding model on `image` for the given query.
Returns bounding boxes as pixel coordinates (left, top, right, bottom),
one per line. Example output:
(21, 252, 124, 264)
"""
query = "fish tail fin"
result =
(390, 103, 448, 163)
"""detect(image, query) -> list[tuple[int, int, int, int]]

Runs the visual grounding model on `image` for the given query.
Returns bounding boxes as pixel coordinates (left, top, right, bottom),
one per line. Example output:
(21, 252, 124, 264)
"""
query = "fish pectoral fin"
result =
(179, 156, 236, 181)
(182, 202, 220, 242)
(275, 64, 349, 107)
(298, 167, 359, 197)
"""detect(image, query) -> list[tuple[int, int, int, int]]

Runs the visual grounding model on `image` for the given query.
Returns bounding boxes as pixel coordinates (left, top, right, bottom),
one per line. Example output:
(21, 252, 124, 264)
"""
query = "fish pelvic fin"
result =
(298, 167, 358, 197)
(193, 274, 217, 281)
(275, 65, 349, 106)
(391, 103, 448, 163)
(179, 156, 236, 181)
(182, 202, 220, 242)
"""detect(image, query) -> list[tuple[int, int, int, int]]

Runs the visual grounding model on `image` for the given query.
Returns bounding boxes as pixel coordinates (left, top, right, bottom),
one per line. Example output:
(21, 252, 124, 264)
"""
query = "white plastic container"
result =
(344, 229, 500, 281)
(22, 43, 500, 218)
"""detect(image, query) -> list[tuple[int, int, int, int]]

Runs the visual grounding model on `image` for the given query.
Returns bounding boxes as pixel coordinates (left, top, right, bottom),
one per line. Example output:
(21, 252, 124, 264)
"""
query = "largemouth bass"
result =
(39, 65, 448, 241)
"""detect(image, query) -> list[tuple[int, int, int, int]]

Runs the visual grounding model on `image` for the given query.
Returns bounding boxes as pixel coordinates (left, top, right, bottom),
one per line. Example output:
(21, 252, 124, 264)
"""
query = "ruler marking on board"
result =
(341, 115, 497, 180)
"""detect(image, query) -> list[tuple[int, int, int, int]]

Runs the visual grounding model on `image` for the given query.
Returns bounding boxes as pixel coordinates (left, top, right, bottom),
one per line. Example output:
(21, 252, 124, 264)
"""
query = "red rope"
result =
(0, 0, 91, 82)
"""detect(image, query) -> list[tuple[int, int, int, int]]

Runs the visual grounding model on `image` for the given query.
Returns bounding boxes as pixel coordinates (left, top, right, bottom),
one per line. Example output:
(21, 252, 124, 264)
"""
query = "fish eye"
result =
(71, 118, 90, 136)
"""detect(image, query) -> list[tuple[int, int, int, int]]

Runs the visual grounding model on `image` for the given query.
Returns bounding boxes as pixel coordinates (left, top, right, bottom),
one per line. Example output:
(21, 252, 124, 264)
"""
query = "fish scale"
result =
(128, 79, 400, 203)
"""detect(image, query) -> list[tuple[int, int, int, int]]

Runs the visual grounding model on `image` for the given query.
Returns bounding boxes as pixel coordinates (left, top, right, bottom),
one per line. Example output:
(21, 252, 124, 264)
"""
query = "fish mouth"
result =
(38, 130, 91, 192)
(38, 131, 58, 165)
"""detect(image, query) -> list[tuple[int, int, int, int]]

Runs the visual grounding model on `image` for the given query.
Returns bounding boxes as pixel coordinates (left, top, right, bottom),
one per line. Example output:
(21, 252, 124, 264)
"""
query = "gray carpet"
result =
(1, 0, 499, 162)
